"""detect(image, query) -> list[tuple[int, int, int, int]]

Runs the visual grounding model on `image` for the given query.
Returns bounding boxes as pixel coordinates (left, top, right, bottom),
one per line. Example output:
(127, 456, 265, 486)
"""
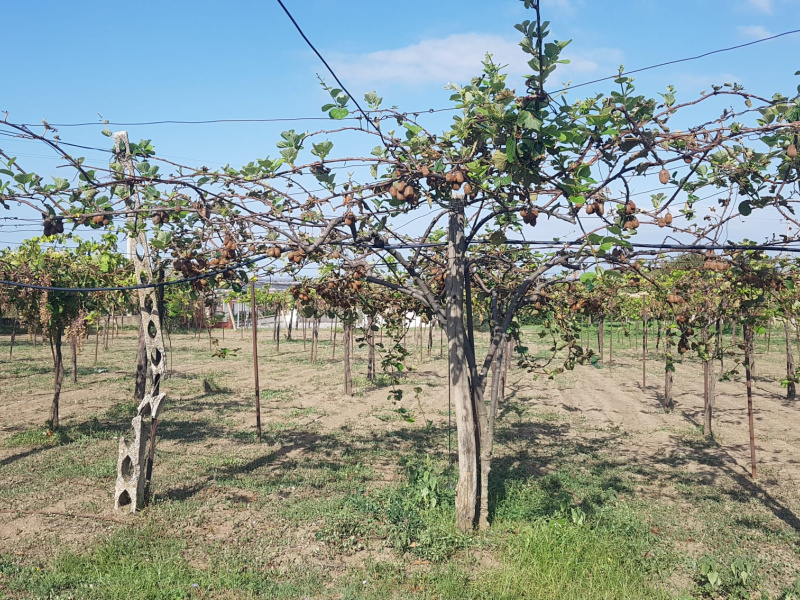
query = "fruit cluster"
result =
(444, 168, 472, 195)
(42, 216, 64, 236)
(621, 201, 640, 230)
(76, 213, 111, 227)
(285, 249, 306, 264)
(290, 285, 314, 303)
(584, 200, 605, 216)
(208, 236, 238, 268)
(656, 213, 674, 228)
(388, 180, 419, 203)
(520, 207, 539, 226)
(151, 211, 177, 226)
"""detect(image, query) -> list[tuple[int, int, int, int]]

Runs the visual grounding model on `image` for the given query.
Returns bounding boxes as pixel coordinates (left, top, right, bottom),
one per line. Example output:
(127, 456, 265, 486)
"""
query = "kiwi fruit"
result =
(788, 144, 798, 159)
(664, 213, 673, 225)
(658, 168, 670, 184)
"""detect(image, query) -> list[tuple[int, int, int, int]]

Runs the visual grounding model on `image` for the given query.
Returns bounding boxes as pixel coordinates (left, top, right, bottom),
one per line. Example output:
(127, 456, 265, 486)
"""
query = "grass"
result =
(0, 527, 326, 600)
(2, 327, 800, 598)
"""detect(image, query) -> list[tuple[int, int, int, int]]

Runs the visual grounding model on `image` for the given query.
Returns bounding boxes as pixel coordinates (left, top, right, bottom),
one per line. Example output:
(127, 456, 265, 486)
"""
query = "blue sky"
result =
(1, 0, 798, 246)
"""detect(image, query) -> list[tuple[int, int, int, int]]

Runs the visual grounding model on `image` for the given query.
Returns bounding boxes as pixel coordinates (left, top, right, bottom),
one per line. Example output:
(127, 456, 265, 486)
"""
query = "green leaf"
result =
(488, 230, 507, 245)
(364, 91, 383, 109)
(738, 201, 752, 216)
(506, 137, 518, 164)
(329, 107, 349, 120)
(311, 141, 334, 160)
(492, 150, 508, 171)
(517, 110, 542, 131)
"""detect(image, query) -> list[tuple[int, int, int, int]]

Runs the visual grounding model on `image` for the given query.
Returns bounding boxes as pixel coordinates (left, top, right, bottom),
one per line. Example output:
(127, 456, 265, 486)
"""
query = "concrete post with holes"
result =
(113, 131, 169, 512)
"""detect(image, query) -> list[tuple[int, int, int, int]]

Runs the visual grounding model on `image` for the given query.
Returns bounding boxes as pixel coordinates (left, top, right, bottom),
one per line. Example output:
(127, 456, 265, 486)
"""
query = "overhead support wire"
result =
(1, 238, 798, 293)
(272, 0, 388, 147)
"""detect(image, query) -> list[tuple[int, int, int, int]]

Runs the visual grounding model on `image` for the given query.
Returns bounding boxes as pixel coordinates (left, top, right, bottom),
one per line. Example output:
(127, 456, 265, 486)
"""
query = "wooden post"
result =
(608, 316, 613, 368)
(275, 304, 281, 354)
(251, 282, 262, 443)
(642, 315, 647, 392)
(343, 322, 352, 395)
(664, 333, 673, 410)
(332, 317, 338, 359)
(743, 322, 757, 478)
(785, 318, 796, 400)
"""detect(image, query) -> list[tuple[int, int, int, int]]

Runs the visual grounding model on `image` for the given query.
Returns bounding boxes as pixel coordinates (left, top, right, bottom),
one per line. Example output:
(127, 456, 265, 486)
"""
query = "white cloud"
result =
(747, 0, 773, 13)
(738, 25, 773, 39)
(330, 33, 623, 88)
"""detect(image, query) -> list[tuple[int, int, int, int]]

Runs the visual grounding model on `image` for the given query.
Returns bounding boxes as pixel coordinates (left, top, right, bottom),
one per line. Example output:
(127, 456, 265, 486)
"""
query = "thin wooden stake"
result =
(744, 322, 757, 478)
(251, 282, 262, 443)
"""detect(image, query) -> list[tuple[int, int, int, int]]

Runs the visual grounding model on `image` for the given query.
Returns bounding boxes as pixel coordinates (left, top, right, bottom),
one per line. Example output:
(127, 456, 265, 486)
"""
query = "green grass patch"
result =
(0, 527, 324, 599)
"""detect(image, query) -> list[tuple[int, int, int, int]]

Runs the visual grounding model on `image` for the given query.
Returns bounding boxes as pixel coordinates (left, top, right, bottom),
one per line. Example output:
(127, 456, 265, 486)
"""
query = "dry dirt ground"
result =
(1, 324, 799, 598)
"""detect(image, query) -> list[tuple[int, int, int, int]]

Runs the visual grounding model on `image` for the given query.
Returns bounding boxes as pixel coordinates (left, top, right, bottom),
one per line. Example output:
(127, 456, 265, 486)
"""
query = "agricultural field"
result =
(1, 322, 799, 599)
(3, 1, 800, 599)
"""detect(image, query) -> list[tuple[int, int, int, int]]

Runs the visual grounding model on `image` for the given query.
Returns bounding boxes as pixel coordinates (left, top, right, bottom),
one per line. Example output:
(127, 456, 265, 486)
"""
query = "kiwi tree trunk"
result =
(766, 319, 772, 354)
(9, 319, 16, 359)
(49, 326, 65, 430)
(702, 325, 715, 437)
(71, 335, 78, 384)
(311, 318, 320, 363)
(664, 335, 673, 410)
(445, 201, 479, 532)
(366, 316, 376, 382)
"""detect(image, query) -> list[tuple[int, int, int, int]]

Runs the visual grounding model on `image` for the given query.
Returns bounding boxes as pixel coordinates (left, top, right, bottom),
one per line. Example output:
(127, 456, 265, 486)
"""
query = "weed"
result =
(693, 554, 761, 599)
